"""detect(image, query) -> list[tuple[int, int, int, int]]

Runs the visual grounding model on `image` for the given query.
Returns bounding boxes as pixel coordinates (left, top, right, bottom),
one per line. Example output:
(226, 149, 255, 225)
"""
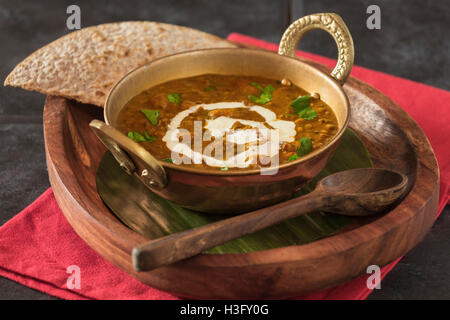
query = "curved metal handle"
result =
(278, 13, 354, 85)
(89, 120, 167, 190)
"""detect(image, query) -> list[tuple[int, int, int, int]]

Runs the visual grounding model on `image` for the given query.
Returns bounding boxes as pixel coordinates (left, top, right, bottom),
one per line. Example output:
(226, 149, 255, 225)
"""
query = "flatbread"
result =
(4, 21, 236, 107)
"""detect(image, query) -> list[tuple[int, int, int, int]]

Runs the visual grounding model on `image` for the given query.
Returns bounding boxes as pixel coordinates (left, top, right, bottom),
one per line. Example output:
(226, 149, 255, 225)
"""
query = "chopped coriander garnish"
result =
(290, 95, 317, 120)
(298, 108, 317, 120)
(204, 85, 216, 91)
(250, 82, 264, 91)
(287, 138, 313, 161)
(127, 131, 156, 143)
(167, 93, 181, 104)
(140, 109, 159, 125)
(248, 83, 275, 105)
(143, 131, 155, 141)
(220, 166, 229, 171)
(162, 158, 173, 163)
(291, 95, 310, 110)
(297, 137, 313, 156)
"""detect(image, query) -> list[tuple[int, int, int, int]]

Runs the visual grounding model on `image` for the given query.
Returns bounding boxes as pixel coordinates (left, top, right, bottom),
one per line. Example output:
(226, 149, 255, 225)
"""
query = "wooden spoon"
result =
(132, 168, 408, 271)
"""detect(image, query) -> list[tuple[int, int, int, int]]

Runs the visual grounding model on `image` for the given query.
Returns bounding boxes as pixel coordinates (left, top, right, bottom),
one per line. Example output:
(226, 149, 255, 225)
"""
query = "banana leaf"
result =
(97, 128, 372, 253)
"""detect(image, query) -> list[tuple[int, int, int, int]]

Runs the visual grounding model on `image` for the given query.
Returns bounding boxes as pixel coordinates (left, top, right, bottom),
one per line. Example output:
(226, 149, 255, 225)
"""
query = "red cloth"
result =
(0, 34, 449, 300)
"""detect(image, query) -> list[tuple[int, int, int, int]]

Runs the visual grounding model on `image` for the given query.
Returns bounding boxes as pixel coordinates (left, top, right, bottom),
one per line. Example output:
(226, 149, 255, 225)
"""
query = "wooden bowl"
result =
(44, 54, 439, 298)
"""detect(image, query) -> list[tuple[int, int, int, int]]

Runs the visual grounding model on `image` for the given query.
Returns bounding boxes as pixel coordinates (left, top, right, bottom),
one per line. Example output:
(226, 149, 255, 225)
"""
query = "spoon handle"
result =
(133, 191, 329, 271)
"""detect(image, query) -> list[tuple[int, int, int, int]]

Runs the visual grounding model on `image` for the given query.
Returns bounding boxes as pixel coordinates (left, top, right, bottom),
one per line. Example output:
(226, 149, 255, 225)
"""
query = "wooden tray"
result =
(44, 57, 439, 299)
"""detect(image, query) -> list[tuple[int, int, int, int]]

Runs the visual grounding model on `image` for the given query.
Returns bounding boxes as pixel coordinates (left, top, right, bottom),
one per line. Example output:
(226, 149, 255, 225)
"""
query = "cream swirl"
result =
(162, 102, 296, 168)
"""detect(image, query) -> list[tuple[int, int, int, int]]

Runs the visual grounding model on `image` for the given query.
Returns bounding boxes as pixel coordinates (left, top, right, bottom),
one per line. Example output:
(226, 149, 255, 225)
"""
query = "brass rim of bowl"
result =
(104, 48, 351, 176)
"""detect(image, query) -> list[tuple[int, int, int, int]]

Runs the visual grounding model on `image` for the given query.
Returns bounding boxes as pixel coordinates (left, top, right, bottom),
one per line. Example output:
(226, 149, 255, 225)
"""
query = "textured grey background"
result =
(0, 0, 449, 299)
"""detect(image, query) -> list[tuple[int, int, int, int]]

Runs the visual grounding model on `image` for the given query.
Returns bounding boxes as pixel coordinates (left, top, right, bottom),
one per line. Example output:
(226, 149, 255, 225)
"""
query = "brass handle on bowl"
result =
(278, 13, 354, 85)
(89, 120, 167, 190)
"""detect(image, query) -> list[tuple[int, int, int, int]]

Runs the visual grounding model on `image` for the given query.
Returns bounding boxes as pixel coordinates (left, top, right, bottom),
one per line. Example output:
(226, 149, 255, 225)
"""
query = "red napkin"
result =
(0, 34, 449, 300)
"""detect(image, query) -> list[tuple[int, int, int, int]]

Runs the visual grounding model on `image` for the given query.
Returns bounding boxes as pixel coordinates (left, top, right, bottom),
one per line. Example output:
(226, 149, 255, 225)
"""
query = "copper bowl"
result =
(90, 13, 354, 214)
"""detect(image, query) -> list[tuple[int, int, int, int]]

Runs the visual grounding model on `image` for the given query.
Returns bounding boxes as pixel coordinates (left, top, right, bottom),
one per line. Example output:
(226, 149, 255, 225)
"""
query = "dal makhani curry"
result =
(116, 74, 338, 171)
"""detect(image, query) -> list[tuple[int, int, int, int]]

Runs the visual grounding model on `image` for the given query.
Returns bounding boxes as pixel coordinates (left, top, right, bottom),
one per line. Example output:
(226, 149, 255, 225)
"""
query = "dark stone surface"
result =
(0, 0, 448, 300)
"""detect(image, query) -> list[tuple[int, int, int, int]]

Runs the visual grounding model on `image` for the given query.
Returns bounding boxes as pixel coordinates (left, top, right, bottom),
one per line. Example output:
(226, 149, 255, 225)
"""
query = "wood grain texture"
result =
(44, 53, 439, 299)
(133, 168, 409, 271)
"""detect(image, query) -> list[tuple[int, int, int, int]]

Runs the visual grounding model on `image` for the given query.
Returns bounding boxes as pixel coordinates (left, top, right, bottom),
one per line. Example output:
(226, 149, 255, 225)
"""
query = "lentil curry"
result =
(116, 74, 339, 171)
